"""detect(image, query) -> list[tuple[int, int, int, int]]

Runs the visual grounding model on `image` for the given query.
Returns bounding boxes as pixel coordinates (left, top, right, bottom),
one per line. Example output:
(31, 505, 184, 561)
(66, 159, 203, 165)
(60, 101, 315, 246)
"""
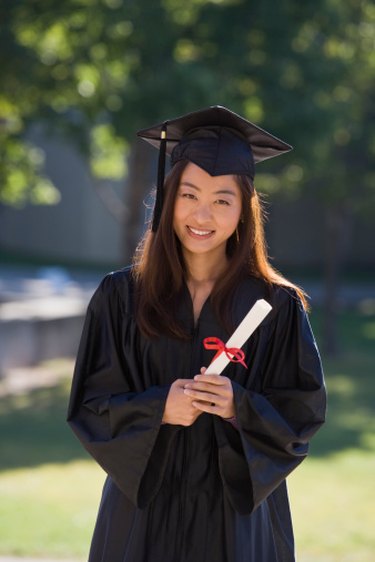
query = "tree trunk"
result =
(322, 204, 351, 356)
(122, 140, 155, 264)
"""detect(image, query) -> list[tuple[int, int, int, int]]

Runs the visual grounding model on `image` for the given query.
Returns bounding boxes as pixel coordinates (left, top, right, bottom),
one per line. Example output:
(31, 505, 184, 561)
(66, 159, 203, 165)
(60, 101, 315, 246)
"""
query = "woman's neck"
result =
(184, 251, 228, 287)
(184, 253, 228, 322)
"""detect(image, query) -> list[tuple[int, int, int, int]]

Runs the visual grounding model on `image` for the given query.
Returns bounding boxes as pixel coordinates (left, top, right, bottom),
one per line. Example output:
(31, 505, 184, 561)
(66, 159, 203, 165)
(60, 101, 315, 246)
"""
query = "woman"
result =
(68, 106, 326, 562)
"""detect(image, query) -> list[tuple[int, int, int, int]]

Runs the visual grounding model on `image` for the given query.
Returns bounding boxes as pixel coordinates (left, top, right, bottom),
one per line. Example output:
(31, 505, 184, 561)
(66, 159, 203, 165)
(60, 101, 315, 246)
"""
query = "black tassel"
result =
(152, 123, 168, 232)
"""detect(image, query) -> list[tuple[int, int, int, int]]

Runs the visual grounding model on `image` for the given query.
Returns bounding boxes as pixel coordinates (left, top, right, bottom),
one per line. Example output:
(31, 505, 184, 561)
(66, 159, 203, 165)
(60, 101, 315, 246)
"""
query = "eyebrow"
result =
(180, 181, 238, 196)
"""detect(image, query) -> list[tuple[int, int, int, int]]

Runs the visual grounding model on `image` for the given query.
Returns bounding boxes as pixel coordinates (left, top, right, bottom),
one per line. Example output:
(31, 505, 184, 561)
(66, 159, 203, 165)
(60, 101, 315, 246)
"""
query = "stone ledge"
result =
(0, 298, 87, 375)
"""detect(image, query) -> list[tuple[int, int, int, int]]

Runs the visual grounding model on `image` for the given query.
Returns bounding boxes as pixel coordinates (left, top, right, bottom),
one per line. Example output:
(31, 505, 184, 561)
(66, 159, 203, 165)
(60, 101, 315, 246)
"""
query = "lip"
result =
(186, 225, 215, 240)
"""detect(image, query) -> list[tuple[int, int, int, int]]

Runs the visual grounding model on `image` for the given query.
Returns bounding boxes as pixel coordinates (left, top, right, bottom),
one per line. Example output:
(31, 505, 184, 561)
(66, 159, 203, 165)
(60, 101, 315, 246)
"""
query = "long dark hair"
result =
(132, 159, 308, 338)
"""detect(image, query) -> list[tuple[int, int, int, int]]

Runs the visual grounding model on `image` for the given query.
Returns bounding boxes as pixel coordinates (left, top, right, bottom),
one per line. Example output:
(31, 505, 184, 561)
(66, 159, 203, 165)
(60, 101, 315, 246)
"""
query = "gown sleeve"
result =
(214, 289, 326, 515)
(67, 273, 179, 508)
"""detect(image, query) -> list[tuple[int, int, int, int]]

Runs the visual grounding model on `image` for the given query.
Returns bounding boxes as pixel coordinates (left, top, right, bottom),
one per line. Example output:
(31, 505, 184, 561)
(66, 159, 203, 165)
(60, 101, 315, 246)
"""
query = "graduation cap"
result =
(137, 105, 292, 231)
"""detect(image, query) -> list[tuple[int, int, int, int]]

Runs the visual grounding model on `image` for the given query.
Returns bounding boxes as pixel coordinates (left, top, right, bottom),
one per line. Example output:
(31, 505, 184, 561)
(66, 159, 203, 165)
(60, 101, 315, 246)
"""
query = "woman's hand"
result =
(162, 379, 202, 426)
(183, 367, 235, 419)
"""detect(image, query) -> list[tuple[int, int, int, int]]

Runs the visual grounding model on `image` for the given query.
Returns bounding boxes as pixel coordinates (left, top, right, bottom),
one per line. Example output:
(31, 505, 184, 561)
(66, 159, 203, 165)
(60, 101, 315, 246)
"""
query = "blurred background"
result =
(0, 1, 374, 561)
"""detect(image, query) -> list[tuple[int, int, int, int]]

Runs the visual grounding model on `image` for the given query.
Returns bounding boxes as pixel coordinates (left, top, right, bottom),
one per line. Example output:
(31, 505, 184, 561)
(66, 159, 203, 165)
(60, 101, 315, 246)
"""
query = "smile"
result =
(187, 226, 215, 238)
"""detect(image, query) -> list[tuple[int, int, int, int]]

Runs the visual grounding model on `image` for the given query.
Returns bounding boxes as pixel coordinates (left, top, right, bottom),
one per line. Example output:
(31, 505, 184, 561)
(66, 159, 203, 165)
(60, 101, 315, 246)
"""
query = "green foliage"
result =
(0, 137, 60, 206)
(1, 0, 374, 213)
(90, 124, 129, 179)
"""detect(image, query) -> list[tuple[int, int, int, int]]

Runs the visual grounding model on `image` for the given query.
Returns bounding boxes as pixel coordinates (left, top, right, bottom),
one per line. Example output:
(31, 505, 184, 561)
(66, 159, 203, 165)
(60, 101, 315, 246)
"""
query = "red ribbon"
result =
(203, 337, 248, 369)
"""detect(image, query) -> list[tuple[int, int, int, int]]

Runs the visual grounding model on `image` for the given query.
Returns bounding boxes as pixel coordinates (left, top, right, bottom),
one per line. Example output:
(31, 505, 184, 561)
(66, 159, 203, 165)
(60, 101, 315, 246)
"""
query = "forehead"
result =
(180, 162, 241, 194)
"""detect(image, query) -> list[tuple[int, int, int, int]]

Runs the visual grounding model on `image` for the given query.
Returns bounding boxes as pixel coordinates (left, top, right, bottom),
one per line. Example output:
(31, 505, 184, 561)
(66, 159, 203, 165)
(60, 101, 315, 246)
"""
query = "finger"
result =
(176, 378, 196, 387)
(200, 366, 207, 374)
(184, 388, 224, 404)
(184, 382, 230, 397)
(192, 400, 224, 415)
(189, 379, 231, 392)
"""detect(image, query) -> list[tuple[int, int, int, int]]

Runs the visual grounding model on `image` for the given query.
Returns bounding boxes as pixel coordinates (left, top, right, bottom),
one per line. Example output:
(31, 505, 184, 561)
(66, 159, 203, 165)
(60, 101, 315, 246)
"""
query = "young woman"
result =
(68, 106, 326, 562)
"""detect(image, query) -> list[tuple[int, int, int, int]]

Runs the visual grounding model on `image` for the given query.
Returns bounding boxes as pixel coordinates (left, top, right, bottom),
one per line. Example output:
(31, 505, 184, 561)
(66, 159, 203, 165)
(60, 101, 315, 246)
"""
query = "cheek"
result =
(225, 205, 242, 227)
(173, 199, 189, 222)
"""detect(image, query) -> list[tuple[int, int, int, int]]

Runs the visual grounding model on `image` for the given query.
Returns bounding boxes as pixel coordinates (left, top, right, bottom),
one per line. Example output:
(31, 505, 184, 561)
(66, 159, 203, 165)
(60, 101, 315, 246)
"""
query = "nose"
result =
(193, 201, 212, 223)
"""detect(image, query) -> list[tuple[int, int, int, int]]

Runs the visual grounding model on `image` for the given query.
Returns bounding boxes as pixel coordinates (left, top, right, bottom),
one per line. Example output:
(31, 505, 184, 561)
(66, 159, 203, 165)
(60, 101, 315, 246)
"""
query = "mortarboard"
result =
(137, 105, 292, 231)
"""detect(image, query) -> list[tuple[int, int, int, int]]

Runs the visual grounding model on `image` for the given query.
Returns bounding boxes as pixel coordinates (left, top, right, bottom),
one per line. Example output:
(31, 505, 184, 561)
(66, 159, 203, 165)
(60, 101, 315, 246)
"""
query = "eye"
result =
(215, 199, 230, 206)
(181, 192, 197, 200)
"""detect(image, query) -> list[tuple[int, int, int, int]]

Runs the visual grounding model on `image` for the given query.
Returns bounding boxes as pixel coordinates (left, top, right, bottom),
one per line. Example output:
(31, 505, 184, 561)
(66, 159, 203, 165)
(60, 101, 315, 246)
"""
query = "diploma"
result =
(204, 299, 272, 375)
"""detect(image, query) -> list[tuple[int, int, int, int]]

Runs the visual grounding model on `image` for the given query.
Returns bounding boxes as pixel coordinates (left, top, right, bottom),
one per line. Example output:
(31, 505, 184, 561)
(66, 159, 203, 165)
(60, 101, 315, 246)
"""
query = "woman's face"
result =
(173, 162, 242, 262)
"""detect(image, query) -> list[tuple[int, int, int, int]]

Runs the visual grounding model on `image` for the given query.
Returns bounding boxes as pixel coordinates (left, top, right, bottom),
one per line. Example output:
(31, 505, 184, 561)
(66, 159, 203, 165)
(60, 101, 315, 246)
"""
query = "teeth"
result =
(189, 227, 212, 236)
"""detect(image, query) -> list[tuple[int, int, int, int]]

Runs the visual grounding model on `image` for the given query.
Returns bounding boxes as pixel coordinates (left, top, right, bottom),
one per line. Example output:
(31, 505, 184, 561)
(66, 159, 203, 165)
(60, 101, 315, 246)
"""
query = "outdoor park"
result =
(1, 1, 374, 561)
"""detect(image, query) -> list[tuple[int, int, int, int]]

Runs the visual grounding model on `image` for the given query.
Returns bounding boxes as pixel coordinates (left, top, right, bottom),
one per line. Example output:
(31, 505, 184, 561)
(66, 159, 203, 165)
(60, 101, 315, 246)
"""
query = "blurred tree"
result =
(1, 0, 374, 353)
(194, 0, 375, 354)
(0, 0, 225, 241)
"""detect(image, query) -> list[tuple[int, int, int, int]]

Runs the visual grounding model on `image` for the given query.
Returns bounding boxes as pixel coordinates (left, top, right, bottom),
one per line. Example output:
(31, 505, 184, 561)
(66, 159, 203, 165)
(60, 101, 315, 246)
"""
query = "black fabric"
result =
(170, 128, 256, 179)
(137, 105, 292, 170)
(67, 268, 326, 562)
(153, 123, 168, 231)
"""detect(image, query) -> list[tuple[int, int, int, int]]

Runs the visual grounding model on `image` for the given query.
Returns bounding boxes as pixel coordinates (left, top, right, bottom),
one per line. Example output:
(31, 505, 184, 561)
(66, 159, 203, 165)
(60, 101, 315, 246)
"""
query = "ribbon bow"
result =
(203, 337, 248, 369)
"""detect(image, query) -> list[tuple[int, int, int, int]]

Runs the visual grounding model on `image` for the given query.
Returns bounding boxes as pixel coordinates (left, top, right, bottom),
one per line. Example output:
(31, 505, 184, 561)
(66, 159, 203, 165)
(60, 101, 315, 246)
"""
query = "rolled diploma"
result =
(204, 299, 272, 375)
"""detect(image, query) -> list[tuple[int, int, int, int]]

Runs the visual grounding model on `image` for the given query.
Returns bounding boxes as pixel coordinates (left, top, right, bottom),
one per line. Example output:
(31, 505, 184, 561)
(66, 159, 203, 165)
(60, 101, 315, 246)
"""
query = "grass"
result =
(0, 376, 103, 559)
(289, 305, 375, 562)
(0, 461, 102, 559)
(0, 305, 374, 560)
(289, 452, 375, 562)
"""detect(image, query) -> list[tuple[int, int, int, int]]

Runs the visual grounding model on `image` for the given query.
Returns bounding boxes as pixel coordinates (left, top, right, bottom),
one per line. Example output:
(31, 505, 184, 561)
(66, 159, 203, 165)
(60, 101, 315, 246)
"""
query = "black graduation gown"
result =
(67, 268, 326, 562)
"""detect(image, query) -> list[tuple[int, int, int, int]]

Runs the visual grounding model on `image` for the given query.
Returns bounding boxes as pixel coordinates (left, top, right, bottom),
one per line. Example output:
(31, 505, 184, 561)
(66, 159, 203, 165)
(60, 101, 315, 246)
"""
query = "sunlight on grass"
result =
(0, 460, 104, 558)
(289, 451, 375, 562)
(1, 452, 374, 560)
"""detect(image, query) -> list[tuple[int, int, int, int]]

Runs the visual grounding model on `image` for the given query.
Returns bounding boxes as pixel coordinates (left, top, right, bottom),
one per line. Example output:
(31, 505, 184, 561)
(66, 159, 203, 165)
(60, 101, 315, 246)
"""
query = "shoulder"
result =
(269, 284, 304, 312)
(89, 266, 136, 316)
(233, 275, 305, 326)
(97, 265, 134, 293)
